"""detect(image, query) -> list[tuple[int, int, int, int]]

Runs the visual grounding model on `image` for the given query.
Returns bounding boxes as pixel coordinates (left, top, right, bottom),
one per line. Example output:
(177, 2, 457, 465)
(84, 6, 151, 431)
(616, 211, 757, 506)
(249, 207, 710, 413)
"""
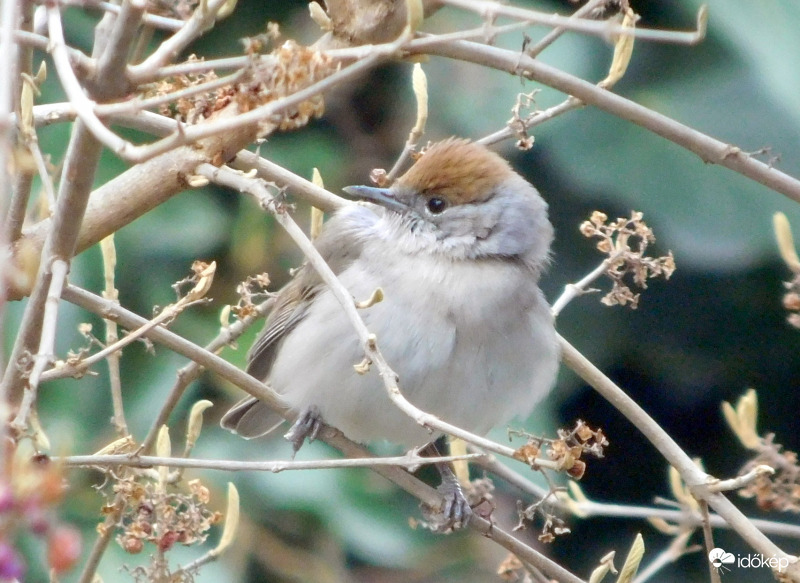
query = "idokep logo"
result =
(708, 547, 790, 575)
(708, 548, 735, 574)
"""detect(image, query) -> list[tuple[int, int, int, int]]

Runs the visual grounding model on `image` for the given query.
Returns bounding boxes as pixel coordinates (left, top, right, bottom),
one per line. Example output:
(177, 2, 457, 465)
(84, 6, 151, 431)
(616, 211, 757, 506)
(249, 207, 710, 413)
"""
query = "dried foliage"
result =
(738, 434, 800, 513)
(231, 272, 272, 319)
(111, 476, 221, 556)
(149, 37, 335, 132)
(580, 211, 676, 308)
(510, 421, 608, 542)
(512, 420, 608, 480)
(723, 390, 800, 513)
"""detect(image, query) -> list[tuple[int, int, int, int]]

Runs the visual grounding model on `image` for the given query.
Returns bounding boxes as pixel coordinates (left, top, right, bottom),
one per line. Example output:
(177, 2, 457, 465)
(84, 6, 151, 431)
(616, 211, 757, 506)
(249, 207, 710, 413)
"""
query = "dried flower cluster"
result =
(113, 477, 221, 553)
(515, 493, 571, 543)
(110, 475, 221, 581)
(507, 90, 539, 151)
(510, 422, 608, 542)
(232, 39, 336, 133)
(0, 449, 81, 578)
(512, 420, 608, 480)
(497, 552, 529, 582)
(738, 434, 800, 513)
(149, 56, 223, 124)
(723, 390, 800, 512)
(580, 211, 676, 308)
(149, 37, 335, 134)
(231, 272, 272, 319)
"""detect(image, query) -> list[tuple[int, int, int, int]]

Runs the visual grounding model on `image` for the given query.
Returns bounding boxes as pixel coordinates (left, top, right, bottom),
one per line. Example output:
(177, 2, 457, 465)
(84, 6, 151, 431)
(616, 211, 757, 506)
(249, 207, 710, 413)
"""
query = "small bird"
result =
(222, 138, 559, 525)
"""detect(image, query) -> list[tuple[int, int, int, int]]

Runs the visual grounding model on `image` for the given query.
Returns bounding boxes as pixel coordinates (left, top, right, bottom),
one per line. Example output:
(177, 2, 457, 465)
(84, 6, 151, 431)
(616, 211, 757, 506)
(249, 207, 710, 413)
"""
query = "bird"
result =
(221, 138, 559, 526)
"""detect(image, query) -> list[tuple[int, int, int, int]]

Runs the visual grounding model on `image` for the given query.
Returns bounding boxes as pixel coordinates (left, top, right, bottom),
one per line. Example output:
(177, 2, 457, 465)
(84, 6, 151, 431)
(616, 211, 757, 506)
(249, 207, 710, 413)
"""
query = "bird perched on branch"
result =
(222, 138, 559, 527)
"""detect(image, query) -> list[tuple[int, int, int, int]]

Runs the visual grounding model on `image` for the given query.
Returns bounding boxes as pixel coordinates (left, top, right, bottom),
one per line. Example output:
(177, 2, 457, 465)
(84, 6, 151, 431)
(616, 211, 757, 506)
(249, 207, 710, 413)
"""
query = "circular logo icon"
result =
(708, 548, 735, 569)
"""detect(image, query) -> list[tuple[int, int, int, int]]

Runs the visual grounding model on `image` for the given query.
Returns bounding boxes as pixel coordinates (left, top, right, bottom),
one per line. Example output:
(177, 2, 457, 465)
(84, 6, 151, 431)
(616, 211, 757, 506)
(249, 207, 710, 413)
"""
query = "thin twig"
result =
(386, 63, 428, 181)
(0, 0, 21, 471)
(138, 298, 275, 454)
(407, 21, 532, 56)
(58, 0, 185, 30)
(39, 296, 208, 383)
(152, 55, 251, 77)
(130, 0, 230, 75)
(122, 33, 412, 162)
(230, 150, 348, 213)
(59, 452, 487, 471)
(77, 493, 125, 583)
(100, 236, 127, 435)
(12, 259, 70, 432)
(47, 5, 133, 155)
(551, 251, 624, 317)
(476, 452, 800, 539)
(437, 0, 707, 45)
(699, 500, 723, 583)
(25, 130, 58, 211)
(706, 465, 775, 493)
(524, 0, 608, 58)
(478, 95, 582, 147)
(412, 39, 800, 205)
(92, 0, 147, 100)
(94, 68, 248, 117)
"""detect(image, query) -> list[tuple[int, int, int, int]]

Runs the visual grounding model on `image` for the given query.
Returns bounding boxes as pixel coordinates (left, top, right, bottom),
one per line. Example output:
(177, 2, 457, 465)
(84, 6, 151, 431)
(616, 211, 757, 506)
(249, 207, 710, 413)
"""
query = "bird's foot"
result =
(421, 461, 473, 532)
(283, 406, 323, 457)
(437, 473, 472, 530)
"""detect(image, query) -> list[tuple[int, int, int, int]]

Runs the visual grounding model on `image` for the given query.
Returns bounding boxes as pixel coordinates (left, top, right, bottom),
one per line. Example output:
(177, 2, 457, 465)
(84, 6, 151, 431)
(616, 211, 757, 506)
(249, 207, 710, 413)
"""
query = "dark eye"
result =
(426, 197, 447, 214)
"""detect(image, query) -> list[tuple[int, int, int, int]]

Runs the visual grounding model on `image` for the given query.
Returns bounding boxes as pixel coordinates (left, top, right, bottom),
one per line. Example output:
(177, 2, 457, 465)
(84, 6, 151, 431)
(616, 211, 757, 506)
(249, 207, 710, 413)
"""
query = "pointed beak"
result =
(342, 185, 408, 212)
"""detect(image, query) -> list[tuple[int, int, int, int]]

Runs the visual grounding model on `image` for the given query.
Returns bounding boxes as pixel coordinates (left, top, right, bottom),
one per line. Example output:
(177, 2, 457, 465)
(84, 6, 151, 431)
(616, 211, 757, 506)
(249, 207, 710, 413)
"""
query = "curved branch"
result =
(411, 39, 800, 204)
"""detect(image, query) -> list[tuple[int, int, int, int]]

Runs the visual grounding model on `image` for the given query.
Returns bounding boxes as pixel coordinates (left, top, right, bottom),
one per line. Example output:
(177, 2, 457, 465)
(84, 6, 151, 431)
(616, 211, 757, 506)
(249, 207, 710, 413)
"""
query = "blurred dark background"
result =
(8, 0, 800, 580)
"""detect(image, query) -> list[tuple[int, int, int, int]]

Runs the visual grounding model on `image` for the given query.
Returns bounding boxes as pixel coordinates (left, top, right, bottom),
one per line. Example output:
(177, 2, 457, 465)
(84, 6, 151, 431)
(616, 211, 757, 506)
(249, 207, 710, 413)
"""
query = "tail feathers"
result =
(220, 397, 286, 439)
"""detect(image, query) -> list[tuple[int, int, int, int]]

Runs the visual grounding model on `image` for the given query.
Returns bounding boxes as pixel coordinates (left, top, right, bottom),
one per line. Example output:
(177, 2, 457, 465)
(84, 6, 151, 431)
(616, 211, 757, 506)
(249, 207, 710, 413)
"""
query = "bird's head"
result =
(343, 138, 552, 268)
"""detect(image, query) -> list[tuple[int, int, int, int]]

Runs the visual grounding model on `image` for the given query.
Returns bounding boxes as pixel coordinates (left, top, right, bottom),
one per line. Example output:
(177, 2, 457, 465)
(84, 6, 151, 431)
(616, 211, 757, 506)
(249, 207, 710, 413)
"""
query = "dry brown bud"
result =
(512, 442, 540, 466)
(122, 536, 144, 554)
(567, 459, 587, 480)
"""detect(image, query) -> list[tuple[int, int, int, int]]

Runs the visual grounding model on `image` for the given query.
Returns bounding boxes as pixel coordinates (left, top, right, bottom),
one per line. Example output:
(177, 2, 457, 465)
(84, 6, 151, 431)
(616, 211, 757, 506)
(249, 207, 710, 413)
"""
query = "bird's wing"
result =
(221, 210, 367, 438)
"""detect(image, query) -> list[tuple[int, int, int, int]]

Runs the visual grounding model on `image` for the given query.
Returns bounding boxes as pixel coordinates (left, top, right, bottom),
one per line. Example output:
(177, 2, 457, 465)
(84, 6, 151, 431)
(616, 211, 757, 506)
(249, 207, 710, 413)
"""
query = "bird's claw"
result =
(283, 406, 322, 457)
(436, 479, 473, 530)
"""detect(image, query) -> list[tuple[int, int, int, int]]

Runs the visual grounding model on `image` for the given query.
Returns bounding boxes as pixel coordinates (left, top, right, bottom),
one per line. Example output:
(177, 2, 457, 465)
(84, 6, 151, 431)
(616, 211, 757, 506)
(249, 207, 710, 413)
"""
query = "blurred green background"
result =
(7, 0, 800, 581)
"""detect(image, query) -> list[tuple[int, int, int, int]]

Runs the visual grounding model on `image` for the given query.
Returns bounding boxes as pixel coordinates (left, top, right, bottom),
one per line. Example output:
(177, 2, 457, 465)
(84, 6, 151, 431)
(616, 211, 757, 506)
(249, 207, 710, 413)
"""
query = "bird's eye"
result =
(426, 197, 447, 214)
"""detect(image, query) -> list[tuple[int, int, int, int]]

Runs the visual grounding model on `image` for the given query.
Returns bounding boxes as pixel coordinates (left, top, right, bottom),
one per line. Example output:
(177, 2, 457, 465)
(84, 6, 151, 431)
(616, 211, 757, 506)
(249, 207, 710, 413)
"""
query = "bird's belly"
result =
(268, 258, 556, 447)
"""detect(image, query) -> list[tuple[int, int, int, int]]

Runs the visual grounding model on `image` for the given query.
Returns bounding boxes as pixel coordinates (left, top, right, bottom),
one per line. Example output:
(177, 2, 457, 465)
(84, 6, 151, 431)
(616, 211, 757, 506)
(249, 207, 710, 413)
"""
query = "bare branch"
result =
(138, 298, 275, 454)
(130, 0, 230, 75)
(92, 0, 147, 99)
(437, 0, 707, 45)
(411, 39, 800, 204)
(558, 334, 800, 578)
(58, 0, 186, 31)
(59, 452, 487, 471)
(12, 259, 69, 433)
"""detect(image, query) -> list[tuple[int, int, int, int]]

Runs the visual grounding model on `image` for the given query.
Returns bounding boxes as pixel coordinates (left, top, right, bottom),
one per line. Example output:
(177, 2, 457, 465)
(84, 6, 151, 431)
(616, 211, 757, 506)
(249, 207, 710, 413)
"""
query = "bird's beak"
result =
(343, 185, 408, 212)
